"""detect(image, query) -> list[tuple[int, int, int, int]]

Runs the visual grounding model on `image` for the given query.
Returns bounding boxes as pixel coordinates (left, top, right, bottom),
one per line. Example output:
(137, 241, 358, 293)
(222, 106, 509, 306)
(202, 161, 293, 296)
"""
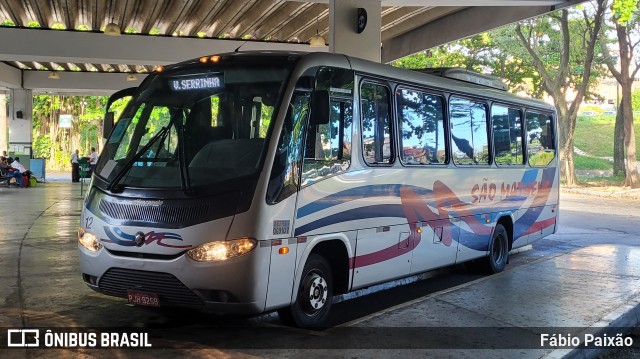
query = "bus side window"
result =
(450, 97, 489, 165)
(266, 94, 309, 204)
(492, 105, 524, 166)
(361, 82, 393, 165)
(397, 88, 447, 165)
(526, 112, 555, 166)
(302, 100, 352, 185)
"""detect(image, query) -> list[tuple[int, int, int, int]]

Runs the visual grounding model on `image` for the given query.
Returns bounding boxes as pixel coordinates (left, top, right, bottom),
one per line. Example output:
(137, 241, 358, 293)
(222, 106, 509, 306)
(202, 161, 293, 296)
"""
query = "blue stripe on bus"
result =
(296, 184, 433, 219)
(294, 204, 405, 236)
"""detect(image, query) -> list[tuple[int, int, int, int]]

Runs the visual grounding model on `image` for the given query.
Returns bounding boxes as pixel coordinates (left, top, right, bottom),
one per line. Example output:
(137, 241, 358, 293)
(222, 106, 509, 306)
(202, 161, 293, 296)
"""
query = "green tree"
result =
(392, 32, 542, 97)
(514, 1, 607, 186)
(32, 94, 110, 170)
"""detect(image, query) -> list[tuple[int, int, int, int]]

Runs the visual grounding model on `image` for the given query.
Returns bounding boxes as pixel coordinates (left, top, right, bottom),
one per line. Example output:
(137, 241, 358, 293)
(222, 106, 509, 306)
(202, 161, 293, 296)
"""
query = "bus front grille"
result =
(98, 200, 210, 225)
(98, 268, 203, 306)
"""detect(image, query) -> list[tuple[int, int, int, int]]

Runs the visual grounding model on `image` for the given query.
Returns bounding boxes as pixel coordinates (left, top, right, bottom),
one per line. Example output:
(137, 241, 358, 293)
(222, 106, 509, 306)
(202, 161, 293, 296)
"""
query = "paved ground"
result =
(0, 178, 639, 359)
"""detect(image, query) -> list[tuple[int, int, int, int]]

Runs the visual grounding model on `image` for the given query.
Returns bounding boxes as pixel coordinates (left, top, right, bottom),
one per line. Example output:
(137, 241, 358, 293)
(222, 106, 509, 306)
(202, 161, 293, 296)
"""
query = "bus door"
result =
(263, 90, 310, 310)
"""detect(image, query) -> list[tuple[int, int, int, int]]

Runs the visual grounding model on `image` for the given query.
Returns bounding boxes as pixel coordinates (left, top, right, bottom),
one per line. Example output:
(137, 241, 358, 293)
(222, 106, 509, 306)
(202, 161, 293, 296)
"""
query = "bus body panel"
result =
(352, 224, 413, 289)
(265, 238, 298, 310)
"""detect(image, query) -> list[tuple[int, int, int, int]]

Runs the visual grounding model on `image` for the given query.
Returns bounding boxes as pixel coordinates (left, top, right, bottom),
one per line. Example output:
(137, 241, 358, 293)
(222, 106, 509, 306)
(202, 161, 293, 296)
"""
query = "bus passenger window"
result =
(526, 112, 555, 166)
(361, 83, 392, 165)
(450, 97, 489, 165)
(492, 105, 524, 165)
(397, 88, 447, 165)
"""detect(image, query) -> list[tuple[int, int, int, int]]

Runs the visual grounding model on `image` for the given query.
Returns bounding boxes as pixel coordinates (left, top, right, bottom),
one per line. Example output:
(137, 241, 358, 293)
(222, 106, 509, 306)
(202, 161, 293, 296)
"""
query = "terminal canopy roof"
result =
(0, 0, 581, 93)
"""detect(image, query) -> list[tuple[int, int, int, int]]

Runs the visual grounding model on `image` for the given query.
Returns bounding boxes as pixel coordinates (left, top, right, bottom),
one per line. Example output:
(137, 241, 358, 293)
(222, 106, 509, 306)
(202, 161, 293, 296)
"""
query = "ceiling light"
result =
(126, 74, 138, 81)
(310, 31, 325, 47)
(104, 19, 121, 36)
(309, 14, 325, 48)
(48, 71, 60, 80)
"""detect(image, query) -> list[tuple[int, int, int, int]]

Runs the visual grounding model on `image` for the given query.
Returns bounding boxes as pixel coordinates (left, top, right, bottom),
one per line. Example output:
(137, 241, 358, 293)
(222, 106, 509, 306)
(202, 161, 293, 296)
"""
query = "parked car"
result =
(578, 111, 597, 117)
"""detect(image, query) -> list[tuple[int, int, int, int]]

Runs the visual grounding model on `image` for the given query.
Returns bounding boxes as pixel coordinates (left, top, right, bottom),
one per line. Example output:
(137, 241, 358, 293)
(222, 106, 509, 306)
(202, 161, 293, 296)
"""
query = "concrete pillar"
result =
(0, 92, 7, 153)
(329, 0, 381, 62)
(8, 89, 33, 157)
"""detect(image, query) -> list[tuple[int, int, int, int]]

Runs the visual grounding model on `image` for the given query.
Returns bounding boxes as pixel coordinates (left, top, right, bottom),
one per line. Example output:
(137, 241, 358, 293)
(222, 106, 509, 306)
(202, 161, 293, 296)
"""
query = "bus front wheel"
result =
(278, 254, 333, 328)
(483, 224, 509, 274)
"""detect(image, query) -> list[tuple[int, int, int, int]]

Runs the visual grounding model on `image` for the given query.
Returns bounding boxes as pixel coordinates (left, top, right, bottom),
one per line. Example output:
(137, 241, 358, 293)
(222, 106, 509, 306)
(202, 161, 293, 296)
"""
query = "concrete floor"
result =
(0, 181, 639, 359)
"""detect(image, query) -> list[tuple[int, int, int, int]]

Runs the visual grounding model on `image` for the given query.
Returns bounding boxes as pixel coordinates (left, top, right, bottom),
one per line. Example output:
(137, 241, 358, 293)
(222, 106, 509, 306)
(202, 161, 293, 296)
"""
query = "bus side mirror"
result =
(310, 90, 330, 126)
(103, 112, 115, 139)
(103, 86, 137, 139)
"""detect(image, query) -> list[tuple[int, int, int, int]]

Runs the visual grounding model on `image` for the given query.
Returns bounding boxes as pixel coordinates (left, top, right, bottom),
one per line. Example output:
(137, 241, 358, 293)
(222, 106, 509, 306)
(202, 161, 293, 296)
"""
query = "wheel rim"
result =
(492, 232, 507, 266)
(300, 270, 328, 317)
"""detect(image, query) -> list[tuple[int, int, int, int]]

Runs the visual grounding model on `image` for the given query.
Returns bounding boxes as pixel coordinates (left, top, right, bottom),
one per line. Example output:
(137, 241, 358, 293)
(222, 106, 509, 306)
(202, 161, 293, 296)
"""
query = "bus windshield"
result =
(95, 61, 292, 190)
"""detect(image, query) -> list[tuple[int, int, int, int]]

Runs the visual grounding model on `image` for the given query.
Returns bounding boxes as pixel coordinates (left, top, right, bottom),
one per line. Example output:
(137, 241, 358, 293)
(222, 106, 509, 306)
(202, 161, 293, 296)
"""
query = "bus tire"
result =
(483, 224, 509, 274)
(278, 254, 333, 328)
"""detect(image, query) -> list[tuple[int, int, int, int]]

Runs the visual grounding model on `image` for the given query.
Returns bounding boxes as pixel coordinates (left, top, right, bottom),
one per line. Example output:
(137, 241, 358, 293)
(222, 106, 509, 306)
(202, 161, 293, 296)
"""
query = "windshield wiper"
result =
(107, 125, 170, 192)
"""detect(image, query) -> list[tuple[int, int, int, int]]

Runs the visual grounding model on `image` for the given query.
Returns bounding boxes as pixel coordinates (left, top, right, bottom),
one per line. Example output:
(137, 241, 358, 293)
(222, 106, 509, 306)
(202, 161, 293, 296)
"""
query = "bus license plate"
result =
(127, 289, 160, 307)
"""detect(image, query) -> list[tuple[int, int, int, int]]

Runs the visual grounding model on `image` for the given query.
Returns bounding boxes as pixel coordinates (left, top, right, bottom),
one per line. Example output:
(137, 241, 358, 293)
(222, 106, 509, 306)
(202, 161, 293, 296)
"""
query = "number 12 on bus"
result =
(78, 52, 558, 328)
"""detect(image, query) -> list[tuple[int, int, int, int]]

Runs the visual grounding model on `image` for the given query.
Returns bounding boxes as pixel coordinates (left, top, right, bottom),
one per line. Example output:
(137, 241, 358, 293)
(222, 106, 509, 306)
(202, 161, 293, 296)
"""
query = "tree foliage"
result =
(32, 95, 111, 170)
(511, 3, 607, 187)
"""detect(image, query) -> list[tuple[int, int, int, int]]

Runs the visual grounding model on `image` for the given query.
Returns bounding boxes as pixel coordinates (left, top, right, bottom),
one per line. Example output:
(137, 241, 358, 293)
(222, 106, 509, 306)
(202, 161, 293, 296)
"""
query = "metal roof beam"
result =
(24, 70, 142, 94)
(381, 0, 583, 62)
(0, 27, 325, 66)
(0, 61, 21, 88)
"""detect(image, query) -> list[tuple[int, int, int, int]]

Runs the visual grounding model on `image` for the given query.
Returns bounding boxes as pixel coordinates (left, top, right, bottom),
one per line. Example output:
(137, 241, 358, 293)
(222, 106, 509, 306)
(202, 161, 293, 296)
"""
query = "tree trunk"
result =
(557, 105, 570, 181)
(49, 96, 56, 162)
(560, 120, 577, 187)
(616, 24, 640, 188)
(562, 144, 577, 187)
(613, 100, 625, 176)
(97, 119, 103, 151)
(620, 82, 639, 187)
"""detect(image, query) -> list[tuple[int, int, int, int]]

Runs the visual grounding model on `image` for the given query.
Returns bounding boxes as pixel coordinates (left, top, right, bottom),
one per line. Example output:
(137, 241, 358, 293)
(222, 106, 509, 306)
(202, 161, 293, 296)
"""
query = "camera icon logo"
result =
(7, 329, 40, 347)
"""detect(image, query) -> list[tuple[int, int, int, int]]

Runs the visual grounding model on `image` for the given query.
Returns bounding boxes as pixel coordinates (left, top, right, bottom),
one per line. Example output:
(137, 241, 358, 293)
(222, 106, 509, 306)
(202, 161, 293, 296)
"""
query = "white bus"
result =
(78, 51, 559, 328)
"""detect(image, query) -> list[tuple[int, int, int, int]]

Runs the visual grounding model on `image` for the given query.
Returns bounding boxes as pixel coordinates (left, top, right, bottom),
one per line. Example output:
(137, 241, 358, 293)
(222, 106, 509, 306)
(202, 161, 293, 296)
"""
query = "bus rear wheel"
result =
(483, 224, 509, 274)
(278, 254, 333, 328)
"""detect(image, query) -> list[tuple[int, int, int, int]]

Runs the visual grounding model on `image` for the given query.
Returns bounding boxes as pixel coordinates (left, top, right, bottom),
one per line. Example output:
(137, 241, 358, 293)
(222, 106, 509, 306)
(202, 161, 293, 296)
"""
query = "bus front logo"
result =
(103, 227, 192, 249)
(134, 232, 145, 247)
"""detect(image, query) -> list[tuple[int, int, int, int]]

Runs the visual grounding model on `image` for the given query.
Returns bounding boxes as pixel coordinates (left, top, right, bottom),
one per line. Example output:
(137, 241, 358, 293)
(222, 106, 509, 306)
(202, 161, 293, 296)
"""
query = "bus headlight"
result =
(78, 228, 103, 252)
(187, 238, 257, 262)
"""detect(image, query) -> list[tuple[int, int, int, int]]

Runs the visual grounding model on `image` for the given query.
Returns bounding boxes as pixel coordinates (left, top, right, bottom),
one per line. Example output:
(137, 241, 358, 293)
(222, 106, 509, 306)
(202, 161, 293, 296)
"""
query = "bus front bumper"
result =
(79, 244, 270, 315)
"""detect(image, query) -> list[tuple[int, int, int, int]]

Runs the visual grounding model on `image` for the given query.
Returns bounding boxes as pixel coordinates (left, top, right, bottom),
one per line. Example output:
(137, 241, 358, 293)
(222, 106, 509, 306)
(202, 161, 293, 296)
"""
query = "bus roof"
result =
(164, 51, 555, 113)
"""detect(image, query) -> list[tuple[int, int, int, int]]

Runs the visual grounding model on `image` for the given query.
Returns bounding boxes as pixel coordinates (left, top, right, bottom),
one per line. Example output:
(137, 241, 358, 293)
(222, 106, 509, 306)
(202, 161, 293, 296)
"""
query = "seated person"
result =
(1, 151, 13, 164)
(0, 156, 24, 187)
(11, 157, 33, 178)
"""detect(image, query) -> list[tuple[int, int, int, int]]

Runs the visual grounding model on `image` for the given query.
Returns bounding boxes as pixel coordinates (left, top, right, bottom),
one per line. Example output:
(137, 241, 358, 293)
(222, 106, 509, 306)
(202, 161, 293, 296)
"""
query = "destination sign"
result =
(169, 75, 223, 91)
